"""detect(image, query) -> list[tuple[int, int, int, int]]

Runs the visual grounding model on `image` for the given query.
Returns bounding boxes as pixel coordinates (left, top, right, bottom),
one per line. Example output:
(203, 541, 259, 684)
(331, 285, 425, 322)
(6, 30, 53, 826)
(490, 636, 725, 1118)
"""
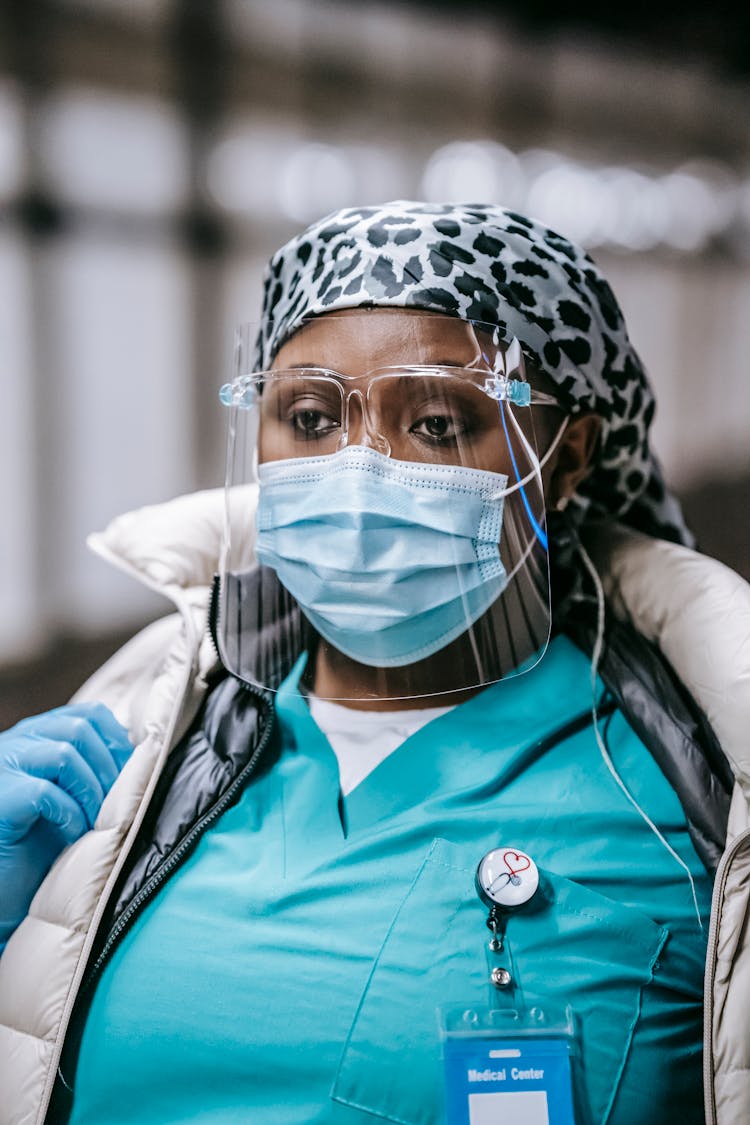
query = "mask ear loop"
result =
(497, 406, 569, 560)
(576, 537, 703, 931)
(461, 368, 565, 675)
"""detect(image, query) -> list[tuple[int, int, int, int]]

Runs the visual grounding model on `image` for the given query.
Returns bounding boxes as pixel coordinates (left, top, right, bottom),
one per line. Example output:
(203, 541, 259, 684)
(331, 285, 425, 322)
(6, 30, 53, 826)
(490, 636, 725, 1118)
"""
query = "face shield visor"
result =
(217, 313, 567, 703)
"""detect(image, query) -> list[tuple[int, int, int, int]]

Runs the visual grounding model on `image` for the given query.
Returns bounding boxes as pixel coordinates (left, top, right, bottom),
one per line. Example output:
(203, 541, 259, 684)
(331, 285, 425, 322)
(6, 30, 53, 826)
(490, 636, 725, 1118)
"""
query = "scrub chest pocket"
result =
(331, 839, 667, 1125)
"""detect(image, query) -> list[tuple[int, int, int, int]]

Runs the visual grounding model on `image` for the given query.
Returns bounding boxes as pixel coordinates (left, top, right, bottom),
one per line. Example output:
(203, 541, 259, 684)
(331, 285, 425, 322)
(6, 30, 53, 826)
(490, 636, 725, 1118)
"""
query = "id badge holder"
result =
(439, 1004, 580, 1125)
(437, 845, 583, 1124)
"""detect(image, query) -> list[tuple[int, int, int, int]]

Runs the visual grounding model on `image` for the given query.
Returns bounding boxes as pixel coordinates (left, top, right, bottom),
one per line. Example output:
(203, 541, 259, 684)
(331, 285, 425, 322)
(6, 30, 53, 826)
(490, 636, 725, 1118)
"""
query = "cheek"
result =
(256, 420, 286, 465)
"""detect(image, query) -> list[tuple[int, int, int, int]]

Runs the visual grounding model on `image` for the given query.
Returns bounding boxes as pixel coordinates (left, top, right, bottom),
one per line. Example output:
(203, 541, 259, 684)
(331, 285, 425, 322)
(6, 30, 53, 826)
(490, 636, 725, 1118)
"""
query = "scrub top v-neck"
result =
(68, 636, 711, 1125)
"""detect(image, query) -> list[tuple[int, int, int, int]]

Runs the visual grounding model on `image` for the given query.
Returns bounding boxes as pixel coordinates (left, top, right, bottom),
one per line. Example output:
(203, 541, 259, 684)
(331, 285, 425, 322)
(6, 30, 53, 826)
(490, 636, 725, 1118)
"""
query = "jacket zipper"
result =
(80, 684, 274, 997)
(702, 823, 750, 1125)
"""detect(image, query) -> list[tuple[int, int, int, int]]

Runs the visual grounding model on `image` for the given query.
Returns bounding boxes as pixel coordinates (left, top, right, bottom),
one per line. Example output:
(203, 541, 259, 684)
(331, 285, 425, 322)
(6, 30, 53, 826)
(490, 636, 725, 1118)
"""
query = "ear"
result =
(547, 413, 602, 509)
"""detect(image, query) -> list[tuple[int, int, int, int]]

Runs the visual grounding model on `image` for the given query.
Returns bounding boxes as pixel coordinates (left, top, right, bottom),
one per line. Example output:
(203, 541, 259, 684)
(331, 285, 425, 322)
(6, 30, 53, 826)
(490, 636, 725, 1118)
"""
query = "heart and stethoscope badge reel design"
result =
(475, 846, 544, 957)
(476, 847, 540, 911)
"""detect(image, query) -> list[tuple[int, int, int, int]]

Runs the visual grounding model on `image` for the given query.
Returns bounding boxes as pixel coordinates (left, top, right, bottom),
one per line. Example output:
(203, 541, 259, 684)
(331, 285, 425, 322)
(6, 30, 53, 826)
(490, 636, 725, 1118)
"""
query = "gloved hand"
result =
(0, 701, 134, 954)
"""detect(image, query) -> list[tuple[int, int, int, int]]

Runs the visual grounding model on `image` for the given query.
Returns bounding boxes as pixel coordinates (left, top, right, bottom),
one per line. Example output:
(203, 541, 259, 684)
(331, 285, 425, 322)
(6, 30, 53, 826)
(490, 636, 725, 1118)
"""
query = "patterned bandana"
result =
(255, 200, 693, 552)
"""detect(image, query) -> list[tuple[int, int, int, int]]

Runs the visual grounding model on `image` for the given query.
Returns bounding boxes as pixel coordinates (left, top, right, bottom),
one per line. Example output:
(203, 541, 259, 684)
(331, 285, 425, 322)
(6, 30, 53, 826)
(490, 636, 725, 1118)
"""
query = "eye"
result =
(289, 406, 340, 439)
(409, 405, 472, 444)
(414, 415, 457, 439)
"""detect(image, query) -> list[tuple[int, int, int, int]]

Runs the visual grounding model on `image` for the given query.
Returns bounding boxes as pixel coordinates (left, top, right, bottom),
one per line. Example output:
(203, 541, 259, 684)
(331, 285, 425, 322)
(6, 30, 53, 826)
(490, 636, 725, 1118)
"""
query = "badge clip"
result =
(476, 846, 542, 992)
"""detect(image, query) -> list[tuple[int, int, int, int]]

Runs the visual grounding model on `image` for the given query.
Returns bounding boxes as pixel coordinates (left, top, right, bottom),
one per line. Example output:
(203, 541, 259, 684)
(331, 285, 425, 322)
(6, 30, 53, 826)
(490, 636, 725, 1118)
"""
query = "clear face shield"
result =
(217, 312, 567, 703)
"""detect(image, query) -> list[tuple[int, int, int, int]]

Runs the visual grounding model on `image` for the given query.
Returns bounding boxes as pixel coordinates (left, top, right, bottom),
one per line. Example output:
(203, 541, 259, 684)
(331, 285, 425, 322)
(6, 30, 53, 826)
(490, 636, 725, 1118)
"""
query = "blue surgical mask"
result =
(255, 446, 510, 668)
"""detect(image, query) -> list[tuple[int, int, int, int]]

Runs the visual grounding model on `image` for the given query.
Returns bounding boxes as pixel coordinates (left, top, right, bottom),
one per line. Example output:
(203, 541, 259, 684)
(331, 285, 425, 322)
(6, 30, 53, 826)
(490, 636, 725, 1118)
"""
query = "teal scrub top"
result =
(68, 636, 711, 1125)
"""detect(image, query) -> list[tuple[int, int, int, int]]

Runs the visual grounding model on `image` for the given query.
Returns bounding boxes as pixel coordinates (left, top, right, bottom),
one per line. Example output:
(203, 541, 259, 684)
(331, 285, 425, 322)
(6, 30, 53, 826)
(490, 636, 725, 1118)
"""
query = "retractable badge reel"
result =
(476, 846, 540, 974)
(439, 846, 580, 1125)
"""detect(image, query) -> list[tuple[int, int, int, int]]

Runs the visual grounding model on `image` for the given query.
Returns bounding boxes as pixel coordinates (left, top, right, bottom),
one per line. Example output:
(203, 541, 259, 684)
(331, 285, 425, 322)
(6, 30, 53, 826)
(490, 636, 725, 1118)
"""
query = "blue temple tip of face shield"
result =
(220, 381, 259, 409)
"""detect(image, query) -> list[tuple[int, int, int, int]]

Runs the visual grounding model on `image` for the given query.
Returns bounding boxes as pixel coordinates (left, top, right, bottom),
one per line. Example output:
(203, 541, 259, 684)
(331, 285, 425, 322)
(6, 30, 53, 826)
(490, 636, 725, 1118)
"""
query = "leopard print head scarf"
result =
(255, 201, 693, 560)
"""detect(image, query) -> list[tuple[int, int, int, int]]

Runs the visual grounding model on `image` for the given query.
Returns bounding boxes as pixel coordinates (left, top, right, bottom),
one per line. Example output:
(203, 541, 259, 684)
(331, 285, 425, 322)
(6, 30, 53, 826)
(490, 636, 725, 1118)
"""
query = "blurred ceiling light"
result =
(345, 143, 405, 208)
(422, 141, 524, 207)
(278, 144, 357, 223)
(526, 163, 615, 248)
(0, 83, 25, 203)
(658, 160, 739, 252)
(208, 123, 297, 216)
(438, 143, 740, 256)
(677, 158, 739, 227)
(658, 171, 721, 252)
(598, 168, 670, 252)
(209, 125, 404, 221)
(39, 89, 189, 215)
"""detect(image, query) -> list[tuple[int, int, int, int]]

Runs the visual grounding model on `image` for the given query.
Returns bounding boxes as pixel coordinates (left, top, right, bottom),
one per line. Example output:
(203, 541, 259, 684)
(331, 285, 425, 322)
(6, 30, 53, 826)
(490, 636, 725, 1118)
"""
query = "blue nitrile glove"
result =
(0, 701, 134, 954)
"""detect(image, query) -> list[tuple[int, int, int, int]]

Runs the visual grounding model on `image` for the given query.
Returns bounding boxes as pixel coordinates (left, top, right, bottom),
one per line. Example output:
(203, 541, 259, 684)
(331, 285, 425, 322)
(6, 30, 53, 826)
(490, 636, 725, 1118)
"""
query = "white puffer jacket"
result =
(0, 489, 748, 1125)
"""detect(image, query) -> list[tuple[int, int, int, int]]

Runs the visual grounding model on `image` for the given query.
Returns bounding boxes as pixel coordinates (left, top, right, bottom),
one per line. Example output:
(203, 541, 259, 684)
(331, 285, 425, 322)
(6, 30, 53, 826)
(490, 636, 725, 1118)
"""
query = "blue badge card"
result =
(439, 1007, 579, 1125)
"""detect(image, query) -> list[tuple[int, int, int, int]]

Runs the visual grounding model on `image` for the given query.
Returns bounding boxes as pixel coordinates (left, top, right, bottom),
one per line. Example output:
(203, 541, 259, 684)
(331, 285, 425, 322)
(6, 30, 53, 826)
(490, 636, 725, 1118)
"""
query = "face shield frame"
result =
(216, 313, 569, 704)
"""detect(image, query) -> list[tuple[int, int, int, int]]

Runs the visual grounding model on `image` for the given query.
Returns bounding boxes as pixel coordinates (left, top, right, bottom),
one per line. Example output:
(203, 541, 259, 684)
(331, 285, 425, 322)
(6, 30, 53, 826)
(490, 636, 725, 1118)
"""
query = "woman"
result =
(0, 202, 748, 1125)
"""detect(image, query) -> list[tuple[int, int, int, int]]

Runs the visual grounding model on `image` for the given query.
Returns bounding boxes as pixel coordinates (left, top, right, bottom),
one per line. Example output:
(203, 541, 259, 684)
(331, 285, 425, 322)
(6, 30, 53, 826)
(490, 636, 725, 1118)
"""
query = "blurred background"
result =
(1, 0, 749, 726)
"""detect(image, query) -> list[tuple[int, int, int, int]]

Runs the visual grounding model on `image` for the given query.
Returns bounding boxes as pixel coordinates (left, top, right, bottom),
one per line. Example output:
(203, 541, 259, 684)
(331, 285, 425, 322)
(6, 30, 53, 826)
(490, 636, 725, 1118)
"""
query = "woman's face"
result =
(257, 309, 564, 482)
(231, 308, 600, 704)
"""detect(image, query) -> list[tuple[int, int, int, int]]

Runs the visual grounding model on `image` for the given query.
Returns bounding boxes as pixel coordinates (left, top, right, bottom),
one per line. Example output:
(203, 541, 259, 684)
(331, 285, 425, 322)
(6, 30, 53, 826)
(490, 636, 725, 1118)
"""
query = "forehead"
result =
(272, 309, 489, 374)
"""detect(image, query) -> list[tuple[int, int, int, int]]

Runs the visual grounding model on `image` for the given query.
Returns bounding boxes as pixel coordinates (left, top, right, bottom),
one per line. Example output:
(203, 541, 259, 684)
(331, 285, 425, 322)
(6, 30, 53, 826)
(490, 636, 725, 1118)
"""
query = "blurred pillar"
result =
(170, 0, 231, 490)
(4, 0, 68, 646)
